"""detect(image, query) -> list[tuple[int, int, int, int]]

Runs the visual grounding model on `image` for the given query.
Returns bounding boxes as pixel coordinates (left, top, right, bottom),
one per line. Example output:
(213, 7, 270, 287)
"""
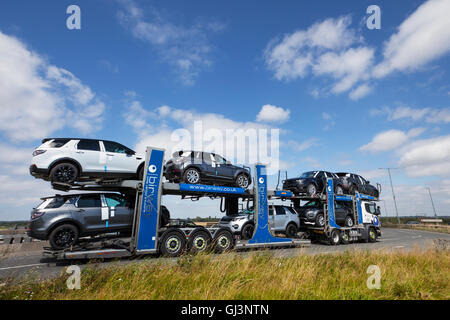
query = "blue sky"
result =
(0, 0, 449, 220)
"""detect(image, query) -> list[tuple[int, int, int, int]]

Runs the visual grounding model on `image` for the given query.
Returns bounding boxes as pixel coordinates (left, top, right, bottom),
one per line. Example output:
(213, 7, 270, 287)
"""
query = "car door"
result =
(213, 154, 234, 181)
(101, 141, 142, 174)
(103, 194, 133, 230)
(316, 171, 326, 191)
(76, 140, 103, 172)
(76, 194, 104, 233)
(201, 152, 217, 178)
(274, 206, 288, 231)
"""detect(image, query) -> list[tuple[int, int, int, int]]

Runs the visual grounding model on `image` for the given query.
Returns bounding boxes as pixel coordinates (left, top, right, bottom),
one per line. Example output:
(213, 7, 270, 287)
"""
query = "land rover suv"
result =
(30, 138, 145, 184)
(164, 151, 252, 188)
(218, 205, 300, 239)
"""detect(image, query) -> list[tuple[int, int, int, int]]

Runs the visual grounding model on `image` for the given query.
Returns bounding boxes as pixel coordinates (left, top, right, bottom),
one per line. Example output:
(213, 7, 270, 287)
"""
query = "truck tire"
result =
(329, 229, 341, 245)
(368, 227, 377, 243)
(214, 230, 234, 253)
(241, 223, 254, 240)
(341, 231, 350, 244)
(188, 230, 211, 253)
(285, 223, 298, 238)
(49, 224, 79, 250)
(160, 229, 186, 257)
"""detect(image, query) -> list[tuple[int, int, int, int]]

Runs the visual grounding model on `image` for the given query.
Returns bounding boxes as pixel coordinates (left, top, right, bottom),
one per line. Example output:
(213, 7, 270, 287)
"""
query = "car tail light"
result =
(31, 211, 45, 219)
(32, 150, 46, 157)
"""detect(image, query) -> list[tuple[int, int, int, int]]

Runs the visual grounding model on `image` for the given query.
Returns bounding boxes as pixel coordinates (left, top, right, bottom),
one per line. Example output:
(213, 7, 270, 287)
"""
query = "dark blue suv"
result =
(164, 151, 251, 189)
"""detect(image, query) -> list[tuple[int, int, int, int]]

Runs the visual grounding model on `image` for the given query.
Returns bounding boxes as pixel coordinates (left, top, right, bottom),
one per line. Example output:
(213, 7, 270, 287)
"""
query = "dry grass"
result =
(1, 248, 449, 300)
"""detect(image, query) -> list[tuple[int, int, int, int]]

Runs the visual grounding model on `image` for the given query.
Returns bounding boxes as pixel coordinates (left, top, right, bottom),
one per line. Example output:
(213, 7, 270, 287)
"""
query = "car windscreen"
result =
(298, 171, 316, 178)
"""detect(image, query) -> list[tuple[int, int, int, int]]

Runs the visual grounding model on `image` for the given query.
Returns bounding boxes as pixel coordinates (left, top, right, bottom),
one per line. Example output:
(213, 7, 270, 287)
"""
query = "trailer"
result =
(287, 178, 382, 245)
(46, 147, 310, 260)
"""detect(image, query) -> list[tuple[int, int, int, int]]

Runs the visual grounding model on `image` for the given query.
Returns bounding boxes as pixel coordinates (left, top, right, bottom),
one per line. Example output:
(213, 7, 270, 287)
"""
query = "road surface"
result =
(0, 228, 448, 281)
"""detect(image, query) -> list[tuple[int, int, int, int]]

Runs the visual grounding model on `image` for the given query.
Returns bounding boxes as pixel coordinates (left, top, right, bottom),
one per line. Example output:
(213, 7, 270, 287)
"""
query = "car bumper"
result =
(164, 164, 183, 182)
(26, 227, 47, 240)
(29, 165, 48, 179)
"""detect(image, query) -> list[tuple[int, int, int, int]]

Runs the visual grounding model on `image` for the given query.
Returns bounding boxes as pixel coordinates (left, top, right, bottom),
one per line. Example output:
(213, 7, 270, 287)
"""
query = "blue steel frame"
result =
(248, 164, 291, 244)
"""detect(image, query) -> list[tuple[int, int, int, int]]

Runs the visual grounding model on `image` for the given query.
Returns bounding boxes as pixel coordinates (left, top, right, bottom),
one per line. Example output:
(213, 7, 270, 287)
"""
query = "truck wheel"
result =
(315, 213, 325, 227)
(214, 230, 234, 253)
(50, 163, 79, 184)
(368, 227, 377, 243)
(183, 168, 200, 184)
(285, 223, 298, 238)
(49, 224, 79, 250)
(344, 215, 354, 227)
(160, 230, 186, 257)
(329, 229, 341, 245)
(241, 223, 254, 240)
(188, 230, 211, 253)
(341, 231, 350, 244)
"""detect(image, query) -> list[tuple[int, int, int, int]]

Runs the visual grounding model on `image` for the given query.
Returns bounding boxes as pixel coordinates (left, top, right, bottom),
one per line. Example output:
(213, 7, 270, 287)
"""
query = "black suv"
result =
(164, 151, 252, 188)
(282, 171, 344, 196)
(296, 200, 355, 227)
(335, 172, 380, 198)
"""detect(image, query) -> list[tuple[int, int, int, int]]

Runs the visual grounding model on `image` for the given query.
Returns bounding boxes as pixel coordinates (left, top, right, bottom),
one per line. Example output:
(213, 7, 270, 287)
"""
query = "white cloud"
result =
(372, 106, 450, 123)
(265, 0, 450, 100)
(374, 0, 450, 78)
(399, 135, 450, 177)
(360, 128, 425, 153)
(256, 104, 290, 123)
(0, 31, 105, 141)
(287, 138, 319, 152)
(117, 0, 224, 85)
(264, 16, 375, 99)
(349, 83, 372, 100)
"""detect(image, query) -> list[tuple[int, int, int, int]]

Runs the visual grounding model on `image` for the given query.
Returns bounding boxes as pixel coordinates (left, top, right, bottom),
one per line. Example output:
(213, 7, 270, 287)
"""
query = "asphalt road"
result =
(1, 228, 449, 281)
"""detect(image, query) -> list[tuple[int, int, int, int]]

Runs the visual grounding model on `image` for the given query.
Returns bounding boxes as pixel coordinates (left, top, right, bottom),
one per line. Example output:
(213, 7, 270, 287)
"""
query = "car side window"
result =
(77, 195, 101, 208)
(213, 154, 227, 164)
(317, 172, 325, 179)
(275, 206, 286, 215)
(104, 194, 127, 207)
(285, 207, 296, 215)
(103, 141, 130, 154)
(202, 152, 213, 163)
(268, 207, 274, 216)
(77, 140, 100, 151)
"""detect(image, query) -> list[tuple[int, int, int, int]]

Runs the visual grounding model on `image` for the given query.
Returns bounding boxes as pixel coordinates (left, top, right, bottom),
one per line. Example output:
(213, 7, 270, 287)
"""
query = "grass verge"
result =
(383, 223, 450, 234)
(1, 248, 449, 300)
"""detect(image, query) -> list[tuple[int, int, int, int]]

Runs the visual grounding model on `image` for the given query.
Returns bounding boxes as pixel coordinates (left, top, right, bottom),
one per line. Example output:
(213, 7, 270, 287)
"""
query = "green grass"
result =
(1, 248, 449, 300)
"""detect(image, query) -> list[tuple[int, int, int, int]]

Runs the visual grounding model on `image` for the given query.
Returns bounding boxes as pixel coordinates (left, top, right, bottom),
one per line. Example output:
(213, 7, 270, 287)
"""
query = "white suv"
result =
(30, 138, 145, 183)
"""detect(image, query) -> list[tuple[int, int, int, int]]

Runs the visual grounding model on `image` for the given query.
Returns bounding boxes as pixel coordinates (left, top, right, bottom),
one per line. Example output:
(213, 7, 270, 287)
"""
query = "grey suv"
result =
(219, 205, 300, 239)
(27, 193, 135, 250)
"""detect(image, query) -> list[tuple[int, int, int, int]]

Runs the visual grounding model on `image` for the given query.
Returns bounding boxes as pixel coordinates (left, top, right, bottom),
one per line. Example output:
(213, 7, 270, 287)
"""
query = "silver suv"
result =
(219, 205, 300, 239)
